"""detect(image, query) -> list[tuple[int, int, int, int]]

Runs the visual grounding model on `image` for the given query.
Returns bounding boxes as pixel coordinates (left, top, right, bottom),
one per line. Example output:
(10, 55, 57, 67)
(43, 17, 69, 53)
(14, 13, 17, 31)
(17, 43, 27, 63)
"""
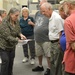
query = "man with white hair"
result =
(32, 0, 51, 75)
(60, 0, 75, 75)
(40, 2, 64, 75)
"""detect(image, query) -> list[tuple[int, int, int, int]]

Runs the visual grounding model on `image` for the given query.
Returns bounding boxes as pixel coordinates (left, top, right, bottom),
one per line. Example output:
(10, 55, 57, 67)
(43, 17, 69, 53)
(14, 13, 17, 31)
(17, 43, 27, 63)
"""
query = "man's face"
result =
(40, 6, 51, 18)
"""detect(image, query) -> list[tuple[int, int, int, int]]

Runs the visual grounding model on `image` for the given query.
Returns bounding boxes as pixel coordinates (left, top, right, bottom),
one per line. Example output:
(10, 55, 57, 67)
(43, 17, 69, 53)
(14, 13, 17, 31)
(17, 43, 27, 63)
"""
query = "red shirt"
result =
(63, 10, 75, 74)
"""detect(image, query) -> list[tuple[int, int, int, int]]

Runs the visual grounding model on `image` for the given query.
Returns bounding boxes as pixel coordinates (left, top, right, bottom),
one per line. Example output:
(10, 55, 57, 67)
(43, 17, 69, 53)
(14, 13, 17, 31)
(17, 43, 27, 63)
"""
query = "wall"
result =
(19, 0, 28, 8)
(0, 0, 3, 9)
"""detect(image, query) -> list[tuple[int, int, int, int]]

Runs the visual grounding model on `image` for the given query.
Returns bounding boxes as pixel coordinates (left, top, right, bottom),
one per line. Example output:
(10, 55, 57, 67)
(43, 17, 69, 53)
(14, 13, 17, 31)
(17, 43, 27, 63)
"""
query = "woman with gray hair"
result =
(20, 7, 35, 65)
(0, 8, 26, 75)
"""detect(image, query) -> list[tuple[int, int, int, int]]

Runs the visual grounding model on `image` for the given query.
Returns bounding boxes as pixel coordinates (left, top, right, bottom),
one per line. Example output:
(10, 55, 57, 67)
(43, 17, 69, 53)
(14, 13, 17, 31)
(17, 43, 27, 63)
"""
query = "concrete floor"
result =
(13, 43, 47, 75)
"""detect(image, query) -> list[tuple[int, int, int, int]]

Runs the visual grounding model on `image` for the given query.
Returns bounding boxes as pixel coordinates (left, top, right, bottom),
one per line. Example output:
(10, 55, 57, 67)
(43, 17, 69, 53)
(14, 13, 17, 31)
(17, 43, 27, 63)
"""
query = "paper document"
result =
(18, 39, 34, 45)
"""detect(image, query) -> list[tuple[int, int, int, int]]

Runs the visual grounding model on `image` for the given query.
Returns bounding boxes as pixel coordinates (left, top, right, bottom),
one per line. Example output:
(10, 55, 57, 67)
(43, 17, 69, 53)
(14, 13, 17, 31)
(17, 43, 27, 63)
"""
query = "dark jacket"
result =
(20, 16, 35, 37)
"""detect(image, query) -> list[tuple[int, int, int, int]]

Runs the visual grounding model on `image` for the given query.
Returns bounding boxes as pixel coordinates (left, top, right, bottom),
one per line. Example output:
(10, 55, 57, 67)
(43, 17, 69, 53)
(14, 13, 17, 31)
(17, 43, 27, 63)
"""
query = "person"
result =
(0, 8, 26, 75)
(59, 4, 68, 52)
(40, 2, 64, 75)
(32, 0, 51, 75)
(58, 3, 68, 75)
(0, 9, 7, 24)
(20, 7, 35, 65)
(61, 0, 75, 75)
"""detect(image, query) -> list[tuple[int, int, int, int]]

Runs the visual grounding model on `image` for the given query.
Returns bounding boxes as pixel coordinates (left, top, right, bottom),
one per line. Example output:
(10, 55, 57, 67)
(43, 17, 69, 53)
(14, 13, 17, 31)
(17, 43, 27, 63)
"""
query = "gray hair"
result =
(7, 8, 20, 22)
(8, 8, 20, 16)
(21, 7, 29, 13)
(41, 2, 53, 10)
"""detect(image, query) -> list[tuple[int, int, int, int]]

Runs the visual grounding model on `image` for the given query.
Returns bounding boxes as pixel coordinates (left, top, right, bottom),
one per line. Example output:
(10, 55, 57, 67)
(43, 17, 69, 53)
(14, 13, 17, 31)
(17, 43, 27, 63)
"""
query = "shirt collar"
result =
(49, 11, 55, 21)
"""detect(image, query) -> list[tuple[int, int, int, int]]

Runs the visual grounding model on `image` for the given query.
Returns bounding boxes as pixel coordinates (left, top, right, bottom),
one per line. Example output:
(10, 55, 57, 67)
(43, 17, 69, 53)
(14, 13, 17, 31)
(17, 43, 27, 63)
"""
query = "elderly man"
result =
(60, 0, 75, 75)
(32, 0, 51, 75)
(40, 2, 64, 75)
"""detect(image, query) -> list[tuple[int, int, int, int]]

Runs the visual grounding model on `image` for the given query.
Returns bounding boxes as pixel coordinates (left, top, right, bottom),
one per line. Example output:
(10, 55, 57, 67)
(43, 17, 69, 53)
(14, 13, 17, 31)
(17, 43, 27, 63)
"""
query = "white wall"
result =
(19, 0, 28, 6)
(0, 0, 3, 9)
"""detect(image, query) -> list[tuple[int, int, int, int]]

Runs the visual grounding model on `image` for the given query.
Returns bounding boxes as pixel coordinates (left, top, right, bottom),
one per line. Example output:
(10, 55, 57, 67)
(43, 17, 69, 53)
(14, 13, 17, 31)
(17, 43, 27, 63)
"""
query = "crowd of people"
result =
(0, 0, 75, 75)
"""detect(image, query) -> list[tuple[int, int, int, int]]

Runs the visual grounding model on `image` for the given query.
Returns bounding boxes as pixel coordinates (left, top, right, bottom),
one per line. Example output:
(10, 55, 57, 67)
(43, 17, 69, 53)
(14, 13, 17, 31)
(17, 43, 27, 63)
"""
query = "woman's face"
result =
(2, 11, 7, 18)
(10, 11, 20, 22)
(22, 10, 29, 18)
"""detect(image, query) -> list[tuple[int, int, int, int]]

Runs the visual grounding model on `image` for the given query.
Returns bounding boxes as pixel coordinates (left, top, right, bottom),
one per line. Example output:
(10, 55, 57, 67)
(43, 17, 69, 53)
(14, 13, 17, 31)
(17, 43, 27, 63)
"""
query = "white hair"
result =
(41, 2, 53, 10)
(21, 7, 29, 13)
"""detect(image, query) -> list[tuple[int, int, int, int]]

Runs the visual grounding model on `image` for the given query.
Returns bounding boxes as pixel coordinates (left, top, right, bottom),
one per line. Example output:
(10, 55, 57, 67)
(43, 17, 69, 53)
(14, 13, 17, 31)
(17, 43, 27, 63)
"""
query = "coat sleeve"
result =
(0, 22, 18, 46)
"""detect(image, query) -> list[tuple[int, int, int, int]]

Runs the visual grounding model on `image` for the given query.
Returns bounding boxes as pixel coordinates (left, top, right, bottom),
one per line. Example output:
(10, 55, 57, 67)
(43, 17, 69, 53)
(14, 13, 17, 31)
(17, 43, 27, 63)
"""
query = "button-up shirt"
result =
(63, 10, 75, 74)
(49, 11, 63, 40)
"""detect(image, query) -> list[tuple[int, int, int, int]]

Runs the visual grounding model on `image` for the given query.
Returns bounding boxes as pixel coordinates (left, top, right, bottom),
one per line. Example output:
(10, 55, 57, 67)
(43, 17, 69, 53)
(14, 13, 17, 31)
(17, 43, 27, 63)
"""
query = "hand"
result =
(20, 34, 27, 40)
(28, 21, 35, 26)
(18, 39, 24, 43)
(71, 42, 75, 51)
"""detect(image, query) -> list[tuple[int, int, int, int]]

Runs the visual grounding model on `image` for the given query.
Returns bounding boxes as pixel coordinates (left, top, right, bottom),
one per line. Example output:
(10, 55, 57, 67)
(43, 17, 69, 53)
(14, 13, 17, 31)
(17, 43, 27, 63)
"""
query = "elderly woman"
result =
(0, 9, 7, 24)
(0, 8, 26, 75)
(20, 7, 35, 64)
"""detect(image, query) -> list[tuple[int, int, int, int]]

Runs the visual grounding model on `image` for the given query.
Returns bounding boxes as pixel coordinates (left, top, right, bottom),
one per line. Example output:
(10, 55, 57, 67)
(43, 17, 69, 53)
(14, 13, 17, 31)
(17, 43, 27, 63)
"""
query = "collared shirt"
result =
(49, 11, 63, 40)
(63, 10, 75, 73)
